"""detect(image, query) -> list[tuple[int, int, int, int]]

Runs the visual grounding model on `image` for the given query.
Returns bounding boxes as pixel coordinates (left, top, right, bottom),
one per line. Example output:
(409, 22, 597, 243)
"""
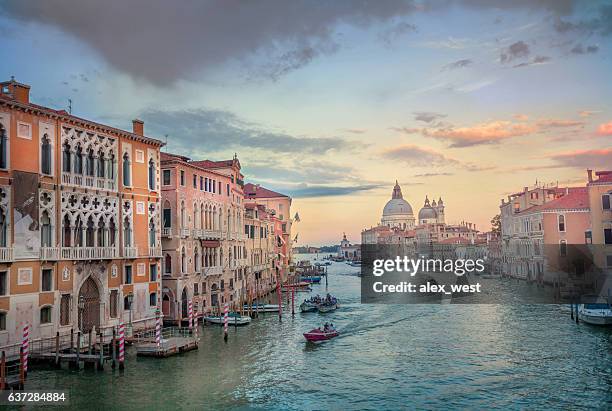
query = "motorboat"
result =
(303, 325, 339, 342)
(204, 313, 251, 326)
(318, 302, 338, 313)
(300, 276, 321, 284)
(300, 300, 319, 313)
(243, 303, 282, 313)
(578, 298, 612, 325)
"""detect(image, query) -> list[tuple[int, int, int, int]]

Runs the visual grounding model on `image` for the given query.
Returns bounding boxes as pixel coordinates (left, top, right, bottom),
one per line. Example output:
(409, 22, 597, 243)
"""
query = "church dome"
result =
(382, 181, 413, 216)
(418, 206, 438, 220)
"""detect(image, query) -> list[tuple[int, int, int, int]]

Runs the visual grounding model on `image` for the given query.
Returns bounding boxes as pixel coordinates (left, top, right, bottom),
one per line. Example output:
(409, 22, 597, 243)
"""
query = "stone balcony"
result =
(0, 247, 13, 263)
(201, 229, 222, 240)
(62, 172, 117, 191)
(40, 247, 60, 261)
(123, 246, 138, 259)
(202, 266, 222, 276)
(61, 246, 118, 260)
(161, 228, 172, 238)
(179, 228, 190, 238)
(148, 246, 163, 258)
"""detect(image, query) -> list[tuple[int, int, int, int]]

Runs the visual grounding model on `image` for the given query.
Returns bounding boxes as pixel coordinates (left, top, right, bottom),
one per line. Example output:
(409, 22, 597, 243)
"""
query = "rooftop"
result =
(244, 183, 289, 199)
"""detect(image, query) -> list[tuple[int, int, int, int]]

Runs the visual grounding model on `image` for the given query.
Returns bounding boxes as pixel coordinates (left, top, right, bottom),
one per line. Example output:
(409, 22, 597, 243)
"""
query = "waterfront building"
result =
(159, 153, 245, 321)
(0, 78, 163, 345)
(586, 170, 612, 277)
(243, 203, 276, 300)
(338, 233, 360, 260)
(381, 181, 415, 229)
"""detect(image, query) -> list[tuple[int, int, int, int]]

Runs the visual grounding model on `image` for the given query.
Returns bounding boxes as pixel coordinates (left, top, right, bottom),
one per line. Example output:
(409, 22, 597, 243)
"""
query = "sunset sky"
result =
(1, 1, 611, 246)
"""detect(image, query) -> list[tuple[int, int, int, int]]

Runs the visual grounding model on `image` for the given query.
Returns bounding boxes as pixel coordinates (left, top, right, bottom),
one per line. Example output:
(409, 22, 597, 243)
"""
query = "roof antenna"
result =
(68, 98, 72, 114)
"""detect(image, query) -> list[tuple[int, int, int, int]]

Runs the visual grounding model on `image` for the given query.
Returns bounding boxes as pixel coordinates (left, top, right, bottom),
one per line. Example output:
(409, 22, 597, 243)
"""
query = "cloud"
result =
(379, 21, 417, 46)
(579, 110, 600, 118)
(549, 148, 612, 169)
(500, 41, 530, 63)
(381, 145, 460, 167)
(0, 0, 420, 84)
(141, 108, 352, 155)
(512, 55, 551, 68)
(536, 118, 584, 128)
(413, 172, 453, 177)
(340, 128, 367, 134)
(441, 58, 473, 71)
(513, 114, 529, 121)
(570, 43, 599, 54)
(553, 4, 612, 37)
(413, 112, 447, 123)
(282, 183, 383, 198)
(419, 120, 537, 147)
(597, 122, 612, 136)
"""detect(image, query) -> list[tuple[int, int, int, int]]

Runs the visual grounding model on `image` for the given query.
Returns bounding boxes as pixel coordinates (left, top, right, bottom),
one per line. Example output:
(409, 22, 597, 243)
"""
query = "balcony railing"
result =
(40, 247, 60, 261)
(180, 228, 190, 238)
(61, 247, 118, 260)
(148, 246, 163, 258)
(123, 246, 138, 258)
(61, 172, 117, 192)
(202, 266, 222, 276)
(192, 229, 202, 238)
(0, 247, 13, 262)
(162, 228, 172, 238)
(201, 229, 221, 239)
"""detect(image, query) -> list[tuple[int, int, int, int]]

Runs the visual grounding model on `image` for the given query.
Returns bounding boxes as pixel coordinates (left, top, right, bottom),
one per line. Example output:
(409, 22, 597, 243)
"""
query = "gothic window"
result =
(148, 158, 156, 190)
(163, 201, 171, 228)
(165, 254, 172, 274)
(0, 208, 6, 247)
(41, 210, 52, 247)
(123, 217, 132, 247)
(41, 134, 52, 175)
(108, 153, 116, 180)
(194, 247, 200, 271)
(74, 145, 83, 175)
(123, 152, 131, 187)
(97, 151, 106, 178)
(97, 219, 105, 247)
(75, 216, 84, 247)
(86, 216, 95, 247)
(86, 148, 95, 176)
(181, 201, 186, 228)
(181, 247, 187, 273)
(109, 218, 116, 246)
(149, 218, 156, 247)
(0, 124, 7, 169)
(62, 142, 71, 173)
(62, 214, 71, 247)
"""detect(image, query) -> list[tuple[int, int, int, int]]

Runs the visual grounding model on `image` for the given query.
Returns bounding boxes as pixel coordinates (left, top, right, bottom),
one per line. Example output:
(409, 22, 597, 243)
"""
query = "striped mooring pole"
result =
(223, 303, 229, 342)
(188, 300, 194, 332)
(155, 308, 162, 348)
(118, 323, 125, 370)
(22, 323, 29, 376)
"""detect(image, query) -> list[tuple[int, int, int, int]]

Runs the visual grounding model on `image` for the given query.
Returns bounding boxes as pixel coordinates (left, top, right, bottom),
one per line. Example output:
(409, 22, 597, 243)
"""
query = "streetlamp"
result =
(127, 293, 134, 336)
(78, 295, 85, 332)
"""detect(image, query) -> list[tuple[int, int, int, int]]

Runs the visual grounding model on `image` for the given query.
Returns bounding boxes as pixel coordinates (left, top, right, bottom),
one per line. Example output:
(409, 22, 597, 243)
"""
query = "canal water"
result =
(23, 254, 612, 410)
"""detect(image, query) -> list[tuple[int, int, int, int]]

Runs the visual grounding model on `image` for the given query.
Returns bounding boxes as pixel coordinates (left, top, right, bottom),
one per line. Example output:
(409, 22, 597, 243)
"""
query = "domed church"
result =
(418, 196, 445, 225)
(381, 181, 415, 230)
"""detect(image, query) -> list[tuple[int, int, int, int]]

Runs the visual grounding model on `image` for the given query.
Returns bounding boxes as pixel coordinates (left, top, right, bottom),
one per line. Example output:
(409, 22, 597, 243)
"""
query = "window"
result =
(212, 180, 216, 193)
(0, 124, 7, 169)
(148, 158, 156, 190)
(0, 312, 6, 330)
(193, 174, 197, 188)
(40, 306, 52, 324)
(124, 295, 132, 310)
(162, 169, 171, 185)
(123, 152, 131, 186)
(200, 176, 204, 190)
(0, 271, 7, 296)
(150, 264, 158, 282)
(559, 240, 567, 257)
(149, 218, 156, 247)
(41, 134, 52, 175)
(558, 214, 565, 232)
(149, 292, 157, 307)
(110, 290, 118, 318)
(607, 255, 612, 268)
(218, 182, 221, 194)
(227, 184, 230, 196)
(194, 283, 199, 295)
(585, 230, 592, 245)
(41, 211, 52, 247)
(62, 142, 71, 173)
(86, 148, 95, 176)
(97, 152, 105, 178)
(165, 254, 172, 274)
(205, 177, 209, 191)
(605, 228, 612, 245)
(123, 217, 132, 247)
(0, 208, 6, 247)
(180, 170, 185, 186)
(41, 268, 52, 292)
(75, 145, 83, 175)
(603, 194, 611, 210)
(124, 265, 132, 284)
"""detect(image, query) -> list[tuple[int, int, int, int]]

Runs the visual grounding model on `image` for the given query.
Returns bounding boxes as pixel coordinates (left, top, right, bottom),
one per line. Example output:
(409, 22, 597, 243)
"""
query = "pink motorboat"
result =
(303, 326, 339, 342)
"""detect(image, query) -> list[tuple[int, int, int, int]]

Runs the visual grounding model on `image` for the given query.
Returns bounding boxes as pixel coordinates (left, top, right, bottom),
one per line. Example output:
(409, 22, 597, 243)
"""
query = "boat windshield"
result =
(584, 303, 610, 309)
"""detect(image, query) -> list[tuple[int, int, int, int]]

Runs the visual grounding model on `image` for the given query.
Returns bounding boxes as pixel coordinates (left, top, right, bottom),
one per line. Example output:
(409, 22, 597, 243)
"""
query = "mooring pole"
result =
(111, 328, 116, 369)
(291, 287, 295, 317)
(0, 351, 6, 390)
(19, 347, 25, 390)
(76, 332, 81, 367)
(70, 328, 74, 353)
(55, 332, 60, 368)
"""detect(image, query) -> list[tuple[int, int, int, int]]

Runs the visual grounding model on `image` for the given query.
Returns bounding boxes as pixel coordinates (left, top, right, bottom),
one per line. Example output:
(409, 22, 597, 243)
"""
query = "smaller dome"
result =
(419, 206, 438, 220)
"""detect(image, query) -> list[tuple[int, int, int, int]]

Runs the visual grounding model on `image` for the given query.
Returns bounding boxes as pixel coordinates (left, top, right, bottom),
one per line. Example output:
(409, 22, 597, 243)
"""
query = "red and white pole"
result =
(188, 300, 193, 332)
(155, 309, 161, 348)
(223, 303, 229, 341)
(21, 323, 29, 375)
(118, 323, 125, 370)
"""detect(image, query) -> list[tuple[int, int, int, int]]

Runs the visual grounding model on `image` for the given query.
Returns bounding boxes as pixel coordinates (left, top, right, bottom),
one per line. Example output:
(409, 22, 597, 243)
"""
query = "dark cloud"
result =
(553, 4, 612, 36)
(141, 108, 351, 155)
(413, 112, 447, 123)
(283, 184, 383, 198)
(441, 59, 473, 71)
(512, 55, 551, 68)
(570, 43, 599, 54)
(243, 159, 359, 185)
(500, 41, 530, 63)
(0, 0, 419, 84)
(379, 21, 418, 46)
(549, 148, 612, 169)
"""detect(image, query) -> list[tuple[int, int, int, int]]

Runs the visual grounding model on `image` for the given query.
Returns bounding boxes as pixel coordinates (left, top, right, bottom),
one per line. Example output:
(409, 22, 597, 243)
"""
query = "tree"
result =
(491, 214, 501, 235)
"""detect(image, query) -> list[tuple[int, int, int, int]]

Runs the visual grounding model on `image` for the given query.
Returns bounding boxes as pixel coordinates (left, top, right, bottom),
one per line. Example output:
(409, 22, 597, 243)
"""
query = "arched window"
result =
(194, 247, 200, 271)
(165, 254, 172, 274)
(148, 158, 156, 190)
(86, 148, 95, 176)
(163, 201, 171, 228)
(97, 219, 105, 247)
(149, 218, 156, 247)
(62, 142, 71, 173)
(109, 218, 116, 246)
(558, 214, 566, 232)
(193, 203, 198, 229)
(181, 247, 186, 273)
(200, 205, 205, 230)
(62, 214, 71, 247)
(181, 201, 186, 228)
(41, 134, 52, 175)
(97, 151, 105, 178)
(0, 208, 7, 247)
(74, 145, 83, 175)
(86, 216, 95, 247)
(108, 153, 116, 180)
(41, 211, 52, 247)
(164, 254, 172, 274)
(123, 217, 132, 247)
(0, 124, 7, 169)
(75, 215, 84, 247)
(122, 152, 131, 187)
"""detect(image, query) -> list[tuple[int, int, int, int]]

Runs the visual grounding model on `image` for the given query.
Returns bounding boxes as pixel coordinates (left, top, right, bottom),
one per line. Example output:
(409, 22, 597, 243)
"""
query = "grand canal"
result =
(22, 255, 612, 409)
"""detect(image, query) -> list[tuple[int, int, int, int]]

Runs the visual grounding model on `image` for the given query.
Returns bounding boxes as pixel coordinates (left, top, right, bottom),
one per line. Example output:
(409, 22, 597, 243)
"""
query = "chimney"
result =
(1, 77, 30, 104)
(132, 119, 144, 136)
(523, 186, 528, 193)
(587, 169, 593, 183)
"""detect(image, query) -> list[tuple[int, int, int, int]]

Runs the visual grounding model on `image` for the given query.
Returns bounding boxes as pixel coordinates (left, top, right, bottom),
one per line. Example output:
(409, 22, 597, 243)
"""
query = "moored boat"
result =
(300, 301, 319, 313)
(300, 276, 321, 283)
(318, 303, 338, 313)
(303, 324, 339, 342)
(243, 303, 282, 312)
(204, 313, 252, 325)
(578, 297, 612, 325)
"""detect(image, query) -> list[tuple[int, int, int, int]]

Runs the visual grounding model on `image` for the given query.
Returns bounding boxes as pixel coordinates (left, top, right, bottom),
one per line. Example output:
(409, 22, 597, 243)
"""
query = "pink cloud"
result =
(421, 121, 536, 147)
(597, 121, 612, 136)
(549, 148, 612, 168)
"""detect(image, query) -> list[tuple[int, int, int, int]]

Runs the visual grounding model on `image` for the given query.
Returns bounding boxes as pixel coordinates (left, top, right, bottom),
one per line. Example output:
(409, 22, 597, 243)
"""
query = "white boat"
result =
(204, 314, 252, 326)
(318, 303, 338, 313)
(300, 301, 319, 313)
(578, 300, 612, 325)
(243, 303, 282, 313)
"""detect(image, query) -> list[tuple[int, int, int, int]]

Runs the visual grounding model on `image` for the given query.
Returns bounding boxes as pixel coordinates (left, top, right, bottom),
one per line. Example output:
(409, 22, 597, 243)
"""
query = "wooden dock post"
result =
(76, 332, 81, 368)
(575, 301, 580, 324)
(118, 323, 125, 371)
(55, 332, 60, 368)
(291, 287, 295, 317)
(70, 328, 74, 353)
(570, 302, 574, 320)
(111, 328, 116, 369)
(98, 331, 104, 370)
(88, 329, 92, 355)
(0, 351, 6, 390)
(19, 347, 25, 390)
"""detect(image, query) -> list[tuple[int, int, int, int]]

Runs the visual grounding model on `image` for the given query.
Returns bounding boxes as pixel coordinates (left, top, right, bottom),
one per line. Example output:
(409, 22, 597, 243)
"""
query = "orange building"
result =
(0, 78, 164, 345)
